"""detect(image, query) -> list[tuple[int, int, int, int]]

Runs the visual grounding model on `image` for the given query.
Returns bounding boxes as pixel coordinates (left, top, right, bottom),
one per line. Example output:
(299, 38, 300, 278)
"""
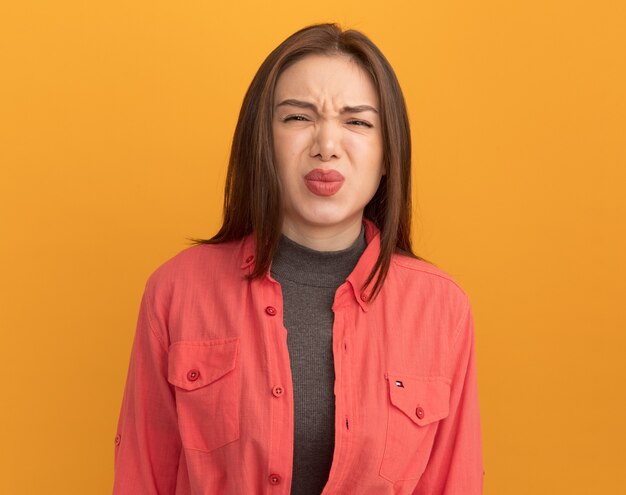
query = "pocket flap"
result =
(168, 338, 239, 391)
(385, 372, 451, 426)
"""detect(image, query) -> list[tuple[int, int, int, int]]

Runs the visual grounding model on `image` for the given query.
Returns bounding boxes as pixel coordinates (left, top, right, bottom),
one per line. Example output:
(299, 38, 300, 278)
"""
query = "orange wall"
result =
(1, 1, 625, 493)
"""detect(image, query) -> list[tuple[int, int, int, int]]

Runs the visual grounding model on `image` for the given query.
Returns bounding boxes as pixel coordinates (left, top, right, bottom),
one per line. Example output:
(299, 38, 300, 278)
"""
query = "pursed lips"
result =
(303, 168, 345, 197)
(304, 169, 345, 182)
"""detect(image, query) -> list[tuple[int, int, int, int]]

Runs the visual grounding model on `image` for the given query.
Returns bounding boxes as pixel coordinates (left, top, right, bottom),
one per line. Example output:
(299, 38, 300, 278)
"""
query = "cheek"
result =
(273, 141, 301, 200)
(272, 127, 289, 162)
(346, 128, 382, 150)
(345, 135, 384, 173)
(274, 124, 310, 150)
(369, 141, 384, 178)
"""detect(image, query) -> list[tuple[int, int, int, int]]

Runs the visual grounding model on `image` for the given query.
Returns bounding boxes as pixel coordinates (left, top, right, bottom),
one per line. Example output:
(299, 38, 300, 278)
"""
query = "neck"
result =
(281, 215, 364, 251)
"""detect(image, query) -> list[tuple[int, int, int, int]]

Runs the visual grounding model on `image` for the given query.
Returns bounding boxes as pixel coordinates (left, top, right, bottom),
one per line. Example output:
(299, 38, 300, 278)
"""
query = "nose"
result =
(309, 121, 342, 161)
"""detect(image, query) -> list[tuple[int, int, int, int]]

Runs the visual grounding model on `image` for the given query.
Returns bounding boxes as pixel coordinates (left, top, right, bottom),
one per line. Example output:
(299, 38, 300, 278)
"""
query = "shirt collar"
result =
(240, 233, 257, 270)
(347, 218, 380, 312)
(240, 218, 381, 311)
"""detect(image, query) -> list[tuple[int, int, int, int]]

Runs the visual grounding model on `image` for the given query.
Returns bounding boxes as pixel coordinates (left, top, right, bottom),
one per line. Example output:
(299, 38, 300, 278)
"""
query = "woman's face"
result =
(272, 53, 384, 239)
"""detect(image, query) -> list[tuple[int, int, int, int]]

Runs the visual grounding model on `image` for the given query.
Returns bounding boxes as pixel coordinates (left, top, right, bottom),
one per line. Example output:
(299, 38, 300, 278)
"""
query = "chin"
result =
(300, 209, 358, 229)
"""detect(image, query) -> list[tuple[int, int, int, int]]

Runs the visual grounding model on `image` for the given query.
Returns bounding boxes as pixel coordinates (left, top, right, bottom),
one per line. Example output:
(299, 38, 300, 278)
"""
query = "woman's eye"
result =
(283, 115, 310, 122)
(348, 120, 373, 128)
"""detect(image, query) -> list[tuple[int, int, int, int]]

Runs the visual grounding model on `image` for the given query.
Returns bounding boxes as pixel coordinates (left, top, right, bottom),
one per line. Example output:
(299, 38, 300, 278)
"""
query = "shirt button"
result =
(265, 306, 277, 316)
(114, 434, 121, 446)
(246, 255, 254, 263)
(360, 292, 369, 302)
(187, 369, 200, 381)
(416, 406, 425, 420)
(269, 473, 281, 485)
(272, 386, 284, 397)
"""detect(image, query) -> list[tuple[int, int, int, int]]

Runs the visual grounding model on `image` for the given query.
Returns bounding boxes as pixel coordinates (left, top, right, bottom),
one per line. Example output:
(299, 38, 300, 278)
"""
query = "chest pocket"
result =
(379, 372, 451, 482)
(167, 338, 240, 453)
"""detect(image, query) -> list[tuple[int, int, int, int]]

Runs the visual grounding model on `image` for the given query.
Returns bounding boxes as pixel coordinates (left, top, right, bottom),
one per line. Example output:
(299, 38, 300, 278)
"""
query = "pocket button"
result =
(415, 406, 425, 420)
(187, 369, 200, 381)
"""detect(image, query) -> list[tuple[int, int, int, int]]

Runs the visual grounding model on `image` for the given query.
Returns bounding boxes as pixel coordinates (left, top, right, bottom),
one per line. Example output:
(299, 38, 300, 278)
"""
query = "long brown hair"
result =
(189, 23, 423, 301)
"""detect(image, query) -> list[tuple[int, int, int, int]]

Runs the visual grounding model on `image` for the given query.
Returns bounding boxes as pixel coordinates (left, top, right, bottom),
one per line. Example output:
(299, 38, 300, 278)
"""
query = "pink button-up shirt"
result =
(113, 218, 484, 494)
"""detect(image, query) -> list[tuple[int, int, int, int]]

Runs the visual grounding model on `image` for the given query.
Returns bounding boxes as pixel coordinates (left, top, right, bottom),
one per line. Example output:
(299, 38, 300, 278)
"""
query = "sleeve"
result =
(112, 277, 182, 494)
(413, 300, 485, 494)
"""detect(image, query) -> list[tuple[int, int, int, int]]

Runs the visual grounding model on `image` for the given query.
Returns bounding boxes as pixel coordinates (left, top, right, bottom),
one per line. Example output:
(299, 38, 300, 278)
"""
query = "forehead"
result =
(274, 53, 378, 105)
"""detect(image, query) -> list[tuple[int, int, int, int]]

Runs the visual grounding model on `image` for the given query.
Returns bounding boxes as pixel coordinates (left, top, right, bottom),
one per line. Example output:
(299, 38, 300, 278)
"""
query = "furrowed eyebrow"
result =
(276, 99, 318, 111)
(276, 99, 378, 114)
(341, 104, 378, 114)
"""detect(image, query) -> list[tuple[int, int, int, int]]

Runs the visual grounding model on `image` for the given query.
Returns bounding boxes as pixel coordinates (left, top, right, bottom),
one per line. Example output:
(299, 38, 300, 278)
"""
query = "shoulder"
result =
(390, 252, 470, 314)
(143, 238, 247, 299)
(391, 253, 467, 294)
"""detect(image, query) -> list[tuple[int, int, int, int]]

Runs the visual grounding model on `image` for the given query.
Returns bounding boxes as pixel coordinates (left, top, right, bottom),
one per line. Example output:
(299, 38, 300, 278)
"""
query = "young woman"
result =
(113, 23, 484, 495)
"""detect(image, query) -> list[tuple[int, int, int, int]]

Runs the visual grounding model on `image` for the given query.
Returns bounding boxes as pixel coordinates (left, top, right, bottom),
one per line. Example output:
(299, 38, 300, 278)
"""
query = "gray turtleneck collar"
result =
(270, 223, 367, 288)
